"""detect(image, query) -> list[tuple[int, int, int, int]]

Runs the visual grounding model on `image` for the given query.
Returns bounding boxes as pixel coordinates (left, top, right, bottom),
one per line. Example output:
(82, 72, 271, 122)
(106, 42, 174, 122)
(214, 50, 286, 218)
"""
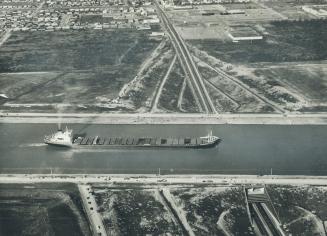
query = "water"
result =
(0, 123, 327, 175)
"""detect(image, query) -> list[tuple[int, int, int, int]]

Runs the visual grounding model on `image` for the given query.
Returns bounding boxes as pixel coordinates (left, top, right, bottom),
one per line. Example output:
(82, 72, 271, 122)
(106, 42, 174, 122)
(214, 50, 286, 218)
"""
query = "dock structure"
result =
(245, 186, 285, 236)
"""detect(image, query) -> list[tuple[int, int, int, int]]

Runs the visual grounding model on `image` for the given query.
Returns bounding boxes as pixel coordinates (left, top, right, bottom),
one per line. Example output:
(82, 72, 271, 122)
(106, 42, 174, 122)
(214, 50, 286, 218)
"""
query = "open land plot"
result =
(188, 19, 327, 112)
(189, 20, 327, 64)
(175, 25, 231, 41)
(2, 176, 327, 234)
(218, 8, 285, 23)
(180, 82, 201, 113)
(267, 185, 327, 235)
(92, 184, 183, 235)
(0, 29, 159, 72)
(156, 57, 201, 113)
(251, 64, 327, 111)
(253, 64, 327, 102)
(0, 70, 138, 112)
(263, 0, 326, 20)
(170, 186, 254, 235)
(158, 59, 186, 112)
(0, 183, 91, 236)
(0, 29, 170, 113)
(167, 2, 284, 29)
(221, 2, 264, 10)
(196, 59, 274, 113)
(119, 40, 175, 112)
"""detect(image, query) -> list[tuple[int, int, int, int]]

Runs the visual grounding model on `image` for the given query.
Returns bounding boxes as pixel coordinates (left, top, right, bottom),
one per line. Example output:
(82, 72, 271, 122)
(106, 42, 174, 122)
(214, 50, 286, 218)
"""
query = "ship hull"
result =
(71, 137, 220, 149)
(44, 141, 72, 148)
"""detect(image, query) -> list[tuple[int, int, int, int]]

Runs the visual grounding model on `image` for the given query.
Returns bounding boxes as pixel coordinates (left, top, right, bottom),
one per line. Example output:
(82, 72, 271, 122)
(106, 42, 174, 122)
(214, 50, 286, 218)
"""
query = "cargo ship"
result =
(44, 127, 220, 149)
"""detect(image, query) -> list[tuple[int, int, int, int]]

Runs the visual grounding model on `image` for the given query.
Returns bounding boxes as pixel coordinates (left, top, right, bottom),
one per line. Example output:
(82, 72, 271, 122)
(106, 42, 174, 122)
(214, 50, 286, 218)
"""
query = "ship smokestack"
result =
(57, 123, 62, 131)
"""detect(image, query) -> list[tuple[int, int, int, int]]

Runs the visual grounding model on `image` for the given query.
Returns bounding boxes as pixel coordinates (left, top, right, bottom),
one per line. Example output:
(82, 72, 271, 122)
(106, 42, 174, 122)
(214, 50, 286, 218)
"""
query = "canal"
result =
(0, 123, 326, 175)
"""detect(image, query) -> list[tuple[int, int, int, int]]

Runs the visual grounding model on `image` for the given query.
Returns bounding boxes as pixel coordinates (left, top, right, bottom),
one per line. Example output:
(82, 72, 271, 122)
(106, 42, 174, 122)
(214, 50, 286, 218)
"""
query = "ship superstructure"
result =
(44, 128, 220, 149)
(44, 127, 73, 147)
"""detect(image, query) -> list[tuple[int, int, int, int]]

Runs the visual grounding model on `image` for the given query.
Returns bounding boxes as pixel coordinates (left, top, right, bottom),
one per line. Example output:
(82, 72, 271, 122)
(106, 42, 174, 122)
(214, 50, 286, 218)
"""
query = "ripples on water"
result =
(19, 143, 47, 148)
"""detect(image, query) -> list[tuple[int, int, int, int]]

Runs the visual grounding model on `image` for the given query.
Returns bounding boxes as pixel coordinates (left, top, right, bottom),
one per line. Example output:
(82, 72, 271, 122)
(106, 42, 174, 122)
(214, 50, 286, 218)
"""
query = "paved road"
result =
(1, 112, 327, 124)
(1, 174, 327, 186)
(79, 184, 107, 236)
(154, 1, 216, 114)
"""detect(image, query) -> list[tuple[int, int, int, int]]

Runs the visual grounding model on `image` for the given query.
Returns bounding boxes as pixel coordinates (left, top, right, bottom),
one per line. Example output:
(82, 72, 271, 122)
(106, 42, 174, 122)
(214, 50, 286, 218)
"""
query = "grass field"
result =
(0, 183, 91, 236)
(188, 19, 327, 112)
(0, 29, 163, 112)
(93, 185, 182, 235)
(196, 61, 272, 113)
(254, 65, 327, 103)
(267, 185, 327, 235)
(158, 60, 186, 112)
(181, 83, 201, 113)
(170, 186, 254, 235)
(0, 30, 159, 72)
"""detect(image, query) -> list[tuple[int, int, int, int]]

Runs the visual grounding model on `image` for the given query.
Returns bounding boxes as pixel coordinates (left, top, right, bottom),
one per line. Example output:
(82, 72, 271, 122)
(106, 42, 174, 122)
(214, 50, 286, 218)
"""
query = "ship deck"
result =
(73, 136, 218, 148)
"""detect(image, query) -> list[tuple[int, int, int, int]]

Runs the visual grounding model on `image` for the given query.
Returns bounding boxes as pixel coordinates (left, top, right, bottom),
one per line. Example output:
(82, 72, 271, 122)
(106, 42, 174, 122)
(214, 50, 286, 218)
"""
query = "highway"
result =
(154, 0, 217, 114)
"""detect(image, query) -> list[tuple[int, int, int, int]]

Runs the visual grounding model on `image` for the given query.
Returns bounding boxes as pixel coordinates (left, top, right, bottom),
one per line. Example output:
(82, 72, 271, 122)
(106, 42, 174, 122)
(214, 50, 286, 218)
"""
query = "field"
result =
(0, 183, 91, 236)
(197, 60, 272, 113)
(1, 1, 327, 114)
(167, 2, 283, 29)
(190, 20, 327, 64)
(92, 184, 183, 235)
(120, 40, 176, 112)
(190, 45, 276, 113)
(1, 181, 327, 236)
(0, 30, 158, 72)
(0, 29, 166, 112)
(188, 19, 327, 112)
(180, 83, 201, 113)
(170, 186, 254, 235)
(0, 28, 206, 114)
(267, 185, 327, 235)
(158, 59, 201, 113)
(263, 0, 325, 19)
(92, 184, 256, 235)
(252, 64, 327, 111)
(158, 59, 186, 112)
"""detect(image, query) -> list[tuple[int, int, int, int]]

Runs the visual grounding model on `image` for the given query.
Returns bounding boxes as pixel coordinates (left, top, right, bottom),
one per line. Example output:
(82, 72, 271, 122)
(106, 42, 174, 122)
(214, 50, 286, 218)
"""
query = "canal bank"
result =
(1, 112, 327, 125)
